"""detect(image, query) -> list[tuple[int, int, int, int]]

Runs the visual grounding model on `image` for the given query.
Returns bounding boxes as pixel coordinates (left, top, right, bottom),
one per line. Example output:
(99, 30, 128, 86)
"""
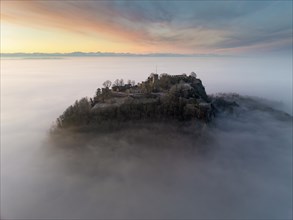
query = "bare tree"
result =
(190, 72, 197, 78)
(127, 79, 136, 86)
(96, 88, 101, 96)
(103, 80, 112, 88)
(113, 79, 120, 87)
(119, 79, 124, 86)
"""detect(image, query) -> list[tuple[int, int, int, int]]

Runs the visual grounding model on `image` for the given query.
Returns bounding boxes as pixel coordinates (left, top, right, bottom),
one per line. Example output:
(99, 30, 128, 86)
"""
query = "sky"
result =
(1, 0, 292, 55)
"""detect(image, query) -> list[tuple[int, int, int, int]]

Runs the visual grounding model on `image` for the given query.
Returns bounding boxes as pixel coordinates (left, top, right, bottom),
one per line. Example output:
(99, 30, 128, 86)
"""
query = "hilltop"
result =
(54, 72, 238, 132)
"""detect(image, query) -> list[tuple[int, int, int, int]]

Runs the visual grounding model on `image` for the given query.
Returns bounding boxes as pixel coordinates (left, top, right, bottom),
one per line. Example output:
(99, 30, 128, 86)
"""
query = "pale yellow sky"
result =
(1, 22, 142, 53)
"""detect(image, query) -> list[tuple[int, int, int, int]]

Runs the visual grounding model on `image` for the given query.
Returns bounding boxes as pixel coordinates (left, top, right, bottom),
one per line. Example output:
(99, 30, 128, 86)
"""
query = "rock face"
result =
(192, 79, 209, 102)
(54, 73, 238, 131)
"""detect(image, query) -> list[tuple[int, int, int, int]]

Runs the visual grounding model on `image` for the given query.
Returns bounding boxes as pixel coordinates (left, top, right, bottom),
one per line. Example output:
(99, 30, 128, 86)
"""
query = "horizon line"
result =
(0, 51, 233, 58)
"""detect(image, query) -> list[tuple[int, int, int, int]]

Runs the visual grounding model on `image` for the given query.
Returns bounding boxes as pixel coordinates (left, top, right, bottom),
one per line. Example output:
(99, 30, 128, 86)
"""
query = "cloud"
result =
(1, 1, 292, 54)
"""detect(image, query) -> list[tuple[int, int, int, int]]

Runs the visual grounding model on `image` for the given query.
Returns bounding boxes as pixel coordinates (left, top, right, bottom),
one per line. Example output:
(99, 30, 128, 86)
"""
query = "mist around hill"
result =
(2, 95, 292, 219)
(34, 72, 293, 219)
(1, 57, 292, 219)
(32, 94, 292, 219)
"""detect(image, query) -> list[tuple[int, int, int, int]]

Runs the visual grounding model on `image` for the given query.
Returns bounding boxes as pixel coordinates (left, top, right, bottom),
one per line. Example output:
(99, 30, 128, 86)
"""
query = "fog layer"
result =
(1, 57, 292, 219)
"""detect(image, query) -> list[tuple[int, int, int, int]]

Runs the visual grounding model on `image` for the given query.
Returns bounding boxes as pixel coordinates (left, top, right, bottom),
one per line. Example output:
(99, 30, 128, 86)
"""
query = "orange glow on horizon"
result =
(0, 1, 209, 54)
(2, 1, 289, 55)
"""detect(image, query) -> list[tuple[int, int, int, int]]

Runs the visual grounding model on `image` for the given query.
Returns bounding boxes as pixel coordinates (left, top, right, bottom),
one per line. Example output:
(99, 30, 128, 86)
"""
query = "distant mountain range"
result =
(1, 52, 229, 58)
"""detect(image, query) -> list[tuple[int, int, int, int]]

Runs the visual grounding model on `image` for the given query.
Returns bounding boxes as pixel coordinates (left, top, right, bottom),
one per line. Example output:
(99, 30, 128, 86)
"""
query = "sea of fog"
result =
(1, 56, 292, 219)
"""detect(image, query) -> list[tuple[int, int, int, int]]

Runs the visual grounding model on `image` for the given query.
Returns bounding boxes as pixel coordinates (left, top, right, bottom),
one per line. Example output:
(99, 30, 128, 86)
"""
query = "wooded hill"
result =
(54, 73, 238, 131)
